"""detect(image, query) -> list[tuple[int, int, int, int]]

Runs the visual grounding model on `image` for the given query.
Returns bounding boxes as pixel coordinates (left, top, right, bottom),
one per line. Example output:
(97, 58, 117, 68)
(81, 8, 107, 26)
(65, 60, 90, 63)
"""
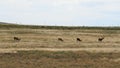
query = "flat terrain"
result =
(0, 28, 120, 49)
(0, 51, 120, 68)
(0, 24, 120, 68)
(1, 48, 120, 53)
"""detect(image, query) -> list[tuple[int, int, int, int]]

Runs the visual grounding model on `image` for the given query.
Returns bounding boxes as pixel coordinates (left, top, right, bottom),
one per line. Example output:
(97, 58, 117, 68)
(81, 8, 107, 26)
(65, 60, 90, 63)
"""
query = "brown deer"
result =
(98, 37, 104, 42)
(14, 37, 21, 41)
(58, 38, 64, 42)
(76, 38, 82, 42)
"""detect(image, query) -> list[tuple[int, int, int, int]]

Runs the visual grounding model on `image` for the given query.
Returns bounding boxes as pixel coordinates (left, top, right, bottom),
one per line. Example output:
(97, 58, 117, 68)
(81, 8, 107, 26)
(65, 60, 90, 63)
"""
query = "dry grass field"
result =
(0, 51, 120, 68)
(0, 24, 120, 68)
(0, 27, 120, 48)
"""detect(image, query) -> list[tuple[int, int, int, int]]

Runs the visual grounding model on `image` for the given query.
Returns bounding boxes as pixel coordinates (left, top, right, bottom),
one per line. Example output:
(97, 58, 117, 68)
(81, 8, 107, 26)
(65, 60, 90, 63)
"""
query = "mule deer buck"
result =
(98, 37, 104, 42)
(76, 38, 82, 42)
(58, 38, 64, 42)
(14, 37, 21, 41)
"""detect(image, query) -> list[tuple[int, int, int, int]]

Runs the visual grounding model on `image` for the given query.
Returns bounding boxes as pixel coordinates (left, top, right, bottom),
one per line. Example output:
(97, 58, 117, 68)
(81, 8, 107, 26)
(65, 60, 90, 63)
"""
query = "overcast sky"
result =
(0, 0, 120, 26)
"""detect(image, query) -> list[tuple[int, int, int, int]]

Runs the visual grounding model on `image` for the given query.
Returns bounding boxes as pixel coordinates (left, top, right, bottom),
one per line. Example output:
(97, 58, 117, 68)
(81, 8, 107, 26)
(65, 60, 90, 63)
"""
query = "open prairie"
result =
(0, 51, 120, 68)
(0, 24, 120, 68)
(0, 25, 120, 49)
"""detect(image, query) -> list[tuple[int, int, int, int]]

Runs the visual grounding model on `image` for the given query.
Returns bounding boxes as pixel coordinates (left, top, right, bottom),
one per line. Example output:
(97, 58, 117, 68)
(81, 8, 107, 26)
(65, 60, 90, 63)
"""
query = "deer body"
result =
(58, 38, 63, 42)
(14, 37, 21, 41)
(76, 38, 82, 42)
(98, 37, 104, 42)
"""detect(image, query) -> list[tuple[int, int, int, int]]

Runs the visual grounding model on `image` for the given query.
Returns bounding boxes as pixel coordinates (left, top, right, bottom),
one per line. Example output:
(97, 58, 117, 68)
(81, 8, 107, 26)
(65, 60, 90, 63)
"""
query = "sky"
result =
(0, 0, 120, 26)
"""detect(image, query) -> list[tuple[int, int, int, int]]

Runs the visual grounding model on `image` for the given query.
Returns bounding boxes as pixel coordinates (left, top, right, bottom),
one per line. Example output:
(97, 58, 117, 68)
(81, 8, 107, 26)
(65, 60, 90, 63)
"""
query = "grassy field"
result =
(0, 24, 120, 48)
(0, 51, 120, 68)
(0, 24, 120, 68)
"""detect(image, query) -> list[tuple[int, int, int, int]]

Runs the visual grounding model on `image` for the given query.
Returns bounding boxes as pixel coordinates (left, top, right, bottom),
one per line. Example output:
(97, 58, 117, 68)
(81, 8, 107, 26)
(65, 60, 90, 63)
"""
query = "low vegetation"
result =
(0, 24, 120, 30)
(0, 51, 120, 68)
(0, 23, 120, 68)
(0, 24, 120, 48)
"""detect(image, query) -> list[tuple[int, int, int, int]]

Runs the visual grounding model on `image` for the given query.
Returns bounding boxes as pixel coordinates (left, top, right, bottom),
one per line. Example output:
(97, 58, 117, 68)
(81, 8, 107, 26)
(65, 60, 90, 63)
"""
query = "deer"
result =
(98, 37, 104, 42)
(58, 38, 64, 42)
(76, 38, 82, 42)
(14, 37, 21, 41)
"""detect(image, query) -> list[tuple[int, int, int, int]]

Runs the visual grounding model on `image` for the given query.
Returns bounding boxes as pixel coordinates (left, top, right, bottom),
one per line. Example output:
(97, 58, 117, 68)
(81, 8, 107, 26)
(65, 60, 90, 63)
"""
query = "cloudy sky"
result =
(0, 0, 120, 26)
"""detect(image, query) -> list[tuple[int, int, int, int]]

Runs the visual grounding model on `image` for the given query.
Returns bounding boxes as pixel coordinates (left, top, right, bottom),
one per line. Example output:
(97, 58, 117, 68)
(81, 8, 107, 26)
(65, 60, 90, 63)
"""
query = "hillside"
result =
(0, 22, 14, 24)
(0, 22, 120, 30)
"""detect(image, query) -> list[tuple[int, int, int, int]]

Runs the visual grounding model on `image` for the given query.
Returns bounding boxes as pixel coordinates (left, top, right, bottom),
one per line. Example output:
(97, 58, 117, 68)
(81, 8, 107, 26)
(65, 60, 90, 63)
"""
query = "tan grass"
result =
(0, 28, 120, 52)
(0, 28, 120, 48)
(0, 27, 120, 68)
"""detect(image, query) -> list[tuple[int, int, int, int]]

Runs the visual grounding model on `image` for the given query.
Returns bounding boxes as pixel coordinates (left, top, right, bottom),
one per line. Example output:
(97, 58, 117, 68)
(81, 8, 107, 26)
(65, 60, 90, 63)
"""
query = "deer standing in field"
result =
(76, 38, 82, 42)
(98, 37, 104, 42)
(58, 38, 64, 42)
(14, 37, 21, 41)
